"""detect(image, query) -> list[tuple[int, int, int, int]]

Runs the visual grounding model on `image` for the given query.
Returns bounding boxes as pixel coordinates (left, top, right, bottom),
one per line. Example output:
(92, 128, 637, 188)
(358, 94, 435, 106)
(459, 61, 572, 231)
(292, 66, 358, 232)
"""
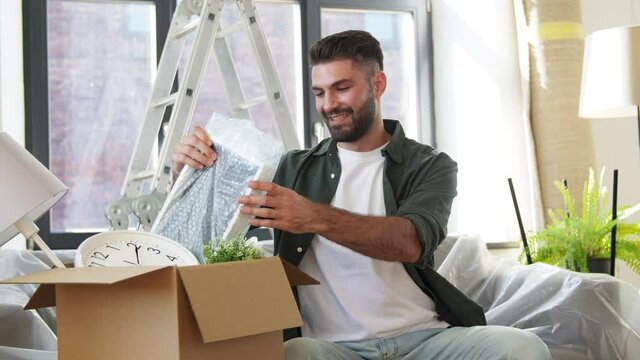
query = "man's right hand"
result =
(172, 125, 217, 177)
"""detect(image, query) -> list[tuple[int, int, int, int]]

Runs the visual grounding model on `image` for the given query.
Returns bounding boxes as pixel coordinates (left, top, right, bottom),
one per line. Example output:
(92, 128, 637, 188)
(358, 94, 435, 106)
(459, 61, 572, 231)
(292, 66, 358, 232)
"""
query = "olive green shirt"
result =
(272, 120, 486, 337)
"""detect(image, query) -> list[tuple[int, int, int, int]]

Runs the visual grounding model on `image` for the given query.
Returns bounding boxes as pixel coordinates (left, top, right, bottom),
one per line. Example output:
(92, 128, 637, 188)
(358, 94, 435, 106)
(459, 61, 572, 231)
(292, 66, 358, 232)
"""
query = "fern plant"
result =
(527, 168, 640, 274)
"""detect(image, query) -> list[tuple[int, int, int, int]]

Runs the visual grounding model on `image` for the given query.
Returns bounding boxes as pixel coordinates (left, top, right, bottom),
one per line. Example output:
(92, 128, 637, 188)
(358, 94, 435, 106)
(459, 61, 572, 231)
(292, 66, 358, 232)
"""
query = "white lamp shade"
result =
(579, 25, 640, 118)
(0, 132, 69, 246)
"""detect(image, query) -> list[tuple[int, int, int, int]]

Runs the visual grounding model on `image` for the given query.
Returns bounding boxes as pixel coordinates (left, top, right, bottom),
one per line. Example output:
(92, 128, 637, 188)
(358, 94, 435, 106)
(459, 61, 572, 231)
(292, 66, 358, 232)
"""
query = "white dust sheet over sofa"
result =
(438, 235, 640, 360)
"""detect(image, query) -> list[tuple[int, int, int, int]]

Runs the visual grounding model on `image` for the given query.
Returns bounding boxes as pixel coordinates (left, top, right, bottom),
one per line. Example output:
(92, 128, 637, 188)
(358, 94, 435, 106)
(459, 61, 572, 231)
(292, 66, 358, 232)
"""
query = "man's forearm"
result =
(311, 203, 422, 263)
(239, 181, 423, 263)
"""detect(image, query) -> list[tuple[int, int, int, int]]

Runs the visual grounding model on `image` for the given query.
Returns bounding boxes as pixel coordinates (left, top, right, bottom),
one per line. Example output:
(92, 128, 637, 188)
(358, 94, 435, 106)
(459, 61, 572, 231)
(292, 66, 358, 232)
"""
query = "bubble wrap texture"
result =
(154, 145, 260, 263)
(153, 114, 286, 263)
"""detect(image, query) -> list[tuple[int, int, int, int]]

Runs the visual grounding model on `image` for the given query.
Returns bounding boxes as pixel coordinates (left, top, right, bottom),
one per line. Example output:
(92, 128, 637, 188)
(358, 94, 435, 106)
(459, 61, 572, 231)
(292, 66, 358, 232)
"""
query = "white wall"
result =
(432, 0, 540, 243)
(0, 0, 26, 250)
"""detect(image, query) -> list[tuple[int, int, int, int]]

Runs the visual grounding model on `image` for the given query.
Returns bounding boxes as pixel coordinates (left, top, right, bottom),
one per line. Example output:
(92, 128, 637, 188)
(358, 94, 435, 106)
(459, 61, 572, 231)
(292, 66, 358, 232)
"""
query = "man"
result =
(173, 30, 551, 359)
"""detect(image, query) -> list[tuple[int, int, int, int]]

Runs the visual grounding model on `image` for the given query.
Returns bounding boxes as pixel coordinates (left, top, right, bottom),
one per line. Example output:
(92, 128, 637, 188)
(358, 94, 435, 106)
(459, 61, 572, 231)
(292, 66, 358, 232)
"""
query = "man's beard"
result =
(322, 89, 377, 143)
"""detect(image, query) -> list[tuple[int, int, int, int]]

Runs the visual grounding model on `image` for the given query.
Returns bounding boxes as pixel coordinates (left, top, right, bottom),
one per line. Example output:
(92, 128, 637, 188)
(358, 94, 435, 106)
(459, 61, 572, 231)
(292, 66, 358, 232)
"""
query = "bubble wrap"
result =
(152, 114, 285, 263)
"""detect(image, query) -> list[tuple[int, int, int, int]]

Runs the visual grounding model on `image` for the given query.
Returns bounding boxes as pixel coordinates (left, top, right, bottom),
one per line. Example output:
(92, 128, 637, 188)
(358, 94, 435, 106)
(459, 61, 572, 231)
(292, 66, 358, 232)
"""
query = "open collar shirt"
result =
(272, 120, 486, 334)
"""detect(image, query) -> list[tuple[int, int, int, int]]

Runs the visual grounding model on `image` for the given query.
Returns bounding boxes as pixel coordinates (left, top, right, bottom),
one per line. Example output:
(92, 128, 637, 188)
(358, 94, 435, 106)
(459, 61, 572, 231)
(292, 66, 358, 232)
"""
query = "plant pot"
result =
(587, 258, 611, 274)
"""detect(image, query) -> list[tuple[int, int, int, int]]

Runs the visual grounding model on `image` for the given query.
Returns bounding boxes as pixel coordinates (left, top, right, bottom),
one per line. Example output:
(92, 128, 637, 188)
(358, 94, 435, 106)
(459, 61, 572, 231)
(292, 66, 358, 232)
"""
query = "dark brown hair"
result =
(308, 30, 384, 73)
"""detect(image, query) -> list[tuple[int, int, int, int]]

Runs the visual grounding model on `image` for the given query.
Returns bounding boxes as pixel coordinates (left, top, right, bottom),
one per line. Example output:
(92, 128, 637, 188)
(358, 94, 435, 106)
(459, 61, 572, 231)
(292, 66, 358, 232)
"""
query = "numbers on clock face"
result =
(76, 231, 200, 268)
(85, 240, 184, 267)
(147, 247, 161, 255)
(91, 251, 109, 261)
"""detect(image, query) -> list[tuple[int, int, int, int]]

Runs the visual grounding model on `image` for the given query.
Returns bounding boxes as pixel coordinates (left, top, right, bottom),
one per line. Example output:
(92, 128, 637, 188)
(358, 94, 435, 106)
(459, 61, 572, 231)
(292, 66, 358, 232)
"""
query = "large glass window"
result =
(23, 0, 431, 248)
(24, 0, 172, 248)
(320, 9, 418, 139)
(47, 0, 157, 233)
(302, 0, 431, 147)
(179, 0, 304, 144)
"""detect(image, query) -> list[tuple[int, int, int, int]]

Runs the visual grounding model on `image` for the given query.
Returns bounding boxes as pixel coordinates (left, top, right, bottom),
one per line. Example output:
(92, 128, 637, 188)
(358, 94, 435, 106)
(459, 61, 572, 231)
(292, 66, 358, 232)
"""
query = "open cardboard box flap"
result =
(2, 266, 170, 309)
(178, 257, 318, 342)
(3, 265, 169, 285)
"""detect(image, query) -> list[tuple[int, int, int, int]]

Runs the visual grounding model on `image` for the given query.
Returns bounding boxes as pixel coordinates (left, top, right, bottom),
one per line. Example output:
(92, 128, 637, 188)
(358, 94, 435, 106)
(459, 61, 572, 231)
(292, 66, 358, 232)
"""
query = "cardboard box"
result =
(1, 257, 318, 360)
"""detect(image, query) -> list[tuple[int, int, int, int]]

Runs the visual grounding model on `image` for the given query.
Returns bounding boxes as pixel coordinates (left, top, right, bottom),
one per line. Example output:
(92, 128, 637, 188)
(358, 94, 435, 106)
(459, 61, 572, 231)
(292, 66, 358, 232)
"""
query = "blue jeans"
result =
(284, 326, 551, 360)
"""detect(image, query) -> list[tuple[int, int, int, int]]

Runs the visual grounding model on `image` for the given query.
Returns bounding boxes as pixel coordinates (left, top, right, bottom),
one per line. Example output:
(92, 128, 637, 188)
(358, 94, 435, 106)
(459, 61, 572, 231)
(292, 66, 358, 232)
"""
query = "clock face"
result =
(75, 231, 200, 267)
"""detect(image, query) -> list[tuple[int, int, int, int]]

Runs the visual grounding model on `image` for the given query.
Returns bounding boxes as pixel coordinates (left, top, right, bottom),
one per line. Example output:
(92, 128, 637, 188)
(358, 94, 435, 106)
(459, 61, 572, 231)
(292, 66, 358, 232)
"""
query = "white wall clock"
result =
(75, 230, 200, 267)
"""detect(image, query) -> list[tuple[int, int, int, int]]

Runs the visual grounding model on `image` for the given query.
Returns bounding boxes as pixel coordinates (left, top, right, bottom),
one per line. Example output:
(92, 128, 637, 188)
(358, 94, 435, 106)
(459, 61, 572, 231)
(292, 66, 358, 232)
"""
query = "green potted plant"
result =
(202, 234, 265, 264)
(526, 168, 640, 274)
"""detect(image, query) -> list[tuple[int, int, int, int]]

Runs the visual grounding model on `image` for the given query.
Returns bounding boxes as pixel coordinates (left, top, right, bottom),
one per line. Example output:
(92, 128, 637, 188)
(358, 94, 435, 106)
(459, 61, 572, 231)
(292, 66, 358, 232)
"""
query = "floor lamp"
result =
(579, 25, 640, 276)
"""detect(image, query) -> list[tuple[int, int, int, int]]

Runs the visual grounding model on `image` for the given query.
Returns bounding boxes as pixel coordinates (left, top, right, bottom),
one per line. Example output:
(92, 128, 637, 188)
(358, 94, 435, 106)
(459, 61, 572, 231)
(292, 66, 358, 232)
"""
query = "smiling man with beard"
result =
(317, 67, 377, 144)
(172, 30, 551, 360)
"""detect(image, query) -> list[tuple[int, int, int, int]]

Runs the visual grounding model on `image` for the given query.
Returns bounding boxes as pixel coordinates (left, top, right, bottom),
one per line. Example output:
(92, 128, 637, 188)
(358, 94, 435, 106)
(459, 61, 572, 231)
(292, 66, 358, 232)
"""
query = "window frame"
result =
(23, 0, 175, 249)
(22, 0, 434, 248)
(300, 0, 434, 147)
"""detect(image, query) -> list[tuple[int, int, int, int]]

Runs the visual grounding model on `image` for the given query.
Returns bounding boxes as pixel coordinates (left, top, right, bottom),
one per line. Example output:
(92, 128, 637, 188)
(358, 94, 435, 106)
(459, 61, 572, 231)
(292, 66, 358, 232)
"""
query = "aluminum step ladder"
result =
(106, 0, 300, 231)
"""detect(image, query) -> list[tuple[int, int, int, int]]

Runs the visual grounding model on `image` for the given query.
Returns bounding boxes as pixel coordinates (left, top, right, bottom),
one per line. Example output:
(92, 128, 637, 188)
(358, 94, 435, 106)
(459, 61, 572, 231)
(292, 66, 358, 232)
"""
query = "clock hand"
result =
(127, 242, 142, 264)
(135, 246, 140, 264)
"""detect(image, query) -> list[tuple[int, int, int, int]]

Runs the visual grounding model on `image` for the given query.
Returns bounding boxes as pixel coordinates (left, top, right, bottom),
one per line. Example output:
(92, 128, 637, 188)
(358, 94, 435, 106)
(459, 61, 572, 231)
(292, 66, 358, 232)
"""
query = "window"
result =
(23, 0, 432, 248)
(180, 0, 304, 144)
(320, 9, 418, 139)
(302, 0, 432, 146)
(24, 0, 173, 248)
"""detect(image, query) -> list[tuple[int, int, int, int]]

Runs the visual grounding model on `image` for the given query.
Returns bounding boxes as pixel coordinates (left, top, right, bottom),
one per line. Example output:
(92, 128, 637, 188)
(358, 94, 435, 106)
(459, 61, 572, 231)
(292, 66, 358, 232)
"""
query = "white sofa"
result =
(438, 235, 640, 360)
(1, 236, 639, 360)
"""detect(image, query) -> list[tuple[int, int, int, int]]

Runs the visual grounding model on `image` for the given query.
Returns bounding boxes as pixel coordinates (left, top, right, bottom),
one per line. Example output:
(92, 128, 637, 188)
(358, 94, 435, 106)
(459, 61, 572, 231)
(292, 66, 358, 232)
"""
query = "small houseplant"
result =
(202, 234, 265, 264)
(526, 168, 640, 274)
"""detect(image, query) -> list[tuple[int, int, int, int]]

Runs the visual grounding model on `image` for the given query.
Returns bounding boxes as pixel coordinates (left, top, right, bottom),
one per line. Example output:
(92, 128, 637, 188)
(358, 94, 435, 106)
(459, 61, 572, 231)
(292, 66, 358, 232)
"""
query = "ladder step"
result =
(174, 18, 201, 39)
(217, 21, 244, 38)
(153, 93, 179, 108)
(233, 96, 267, 110)
(130, 169, 156, 181)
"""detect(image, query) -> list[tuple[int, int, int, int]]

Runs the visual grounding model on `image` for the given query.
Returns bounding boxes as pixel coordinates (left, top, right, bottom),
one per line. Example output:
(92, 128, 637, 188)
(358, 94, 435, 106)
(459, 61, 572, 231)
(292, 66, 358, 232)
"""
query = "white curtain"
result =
(0, 0, 26, 250)
(432, 0, 543, 243)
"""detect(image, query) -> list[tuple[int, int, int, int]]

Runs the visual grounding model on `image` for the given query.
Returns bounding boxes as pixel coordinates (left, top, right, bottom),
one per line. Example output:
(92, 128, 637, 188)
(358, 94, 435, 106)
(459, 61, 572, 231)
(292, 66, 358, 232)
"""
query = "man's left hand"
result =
(238, 181, 323, 234)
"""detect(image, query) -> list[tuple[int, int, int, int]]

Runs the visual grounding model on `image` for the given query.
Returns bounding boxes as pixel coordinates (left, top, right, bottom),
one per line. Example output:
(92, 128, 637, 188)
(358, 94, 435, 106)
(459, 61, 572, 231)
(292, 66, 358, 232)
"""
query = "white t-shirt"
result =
(297, 144, 448, 342)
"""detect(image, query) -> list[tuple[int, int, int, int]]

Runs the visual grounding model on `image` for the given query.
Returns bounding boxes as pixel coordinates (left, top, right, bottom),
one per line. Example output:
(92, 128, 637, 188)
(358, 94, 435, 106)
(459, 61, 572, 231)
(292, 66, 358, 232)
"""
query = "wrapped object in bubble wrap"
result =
(152, 113, 285, 263)
(437, 235, 640, 360)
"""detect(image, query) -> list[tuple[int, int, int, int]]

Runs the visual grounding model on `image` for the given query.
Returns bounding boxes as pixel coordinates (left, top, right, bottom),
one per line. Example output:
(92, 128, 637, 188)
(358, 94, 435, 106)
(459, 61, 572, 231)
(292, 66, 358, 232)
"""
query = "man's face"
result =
(311, 59, 379, 142)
